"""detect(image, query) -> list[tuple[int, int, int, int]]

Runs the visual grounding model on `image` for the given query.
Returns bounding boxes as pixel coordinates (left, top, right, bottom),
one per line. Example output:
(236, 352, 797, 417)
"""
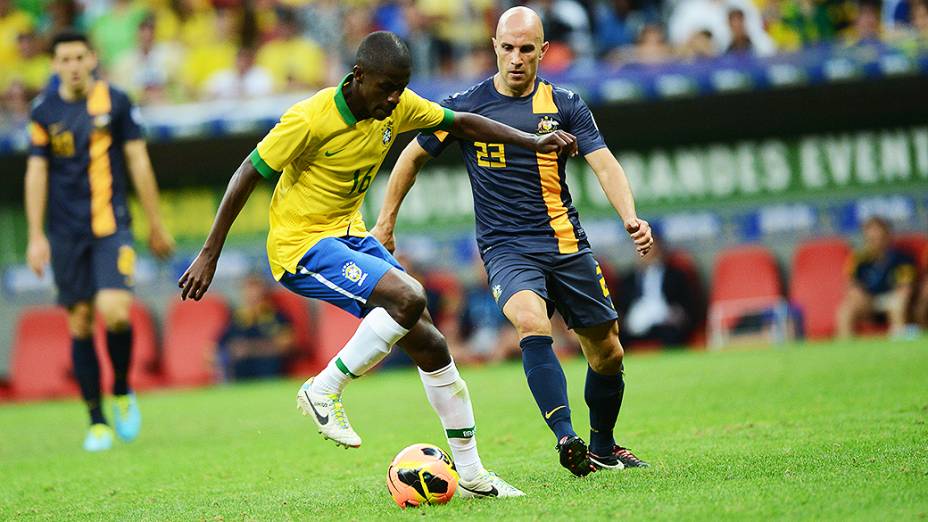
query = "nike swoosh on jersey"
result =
(323, 149, 345, 157)
(544, 405, 567, 419)
(304, 390, 329, 425)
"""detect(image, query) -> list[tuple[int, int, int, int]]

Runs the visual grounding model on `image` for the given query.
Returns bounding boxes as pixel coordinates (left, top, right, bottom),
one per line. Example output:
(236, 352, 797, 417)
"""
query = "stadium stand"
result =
(708, 245, 785, 347)
(312, 302, 361, 373)
(10, 306, 76, 400)
(270, 287, 318, 376)
(667, 249, 707, 346)
(162, 295, 230, 387)
(895, 233, 928, 271)
(789, 238, 853, 340)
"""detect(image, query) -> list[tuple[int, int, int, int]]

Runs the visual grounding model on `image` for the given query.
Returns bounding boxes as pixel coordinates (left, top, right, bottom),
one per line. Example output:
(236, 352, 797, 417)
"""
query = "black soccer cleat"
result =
(590, 445, 650, 470)
(556, 435, 595, 477)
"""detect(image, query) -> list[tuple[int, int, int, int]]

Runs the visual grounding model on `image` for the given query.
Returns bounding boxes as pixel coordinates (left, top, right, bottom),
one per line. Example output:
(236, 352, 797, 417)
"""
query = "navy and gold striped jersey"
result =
(417, 77, 607, 256)
(29, 81, 142, 238)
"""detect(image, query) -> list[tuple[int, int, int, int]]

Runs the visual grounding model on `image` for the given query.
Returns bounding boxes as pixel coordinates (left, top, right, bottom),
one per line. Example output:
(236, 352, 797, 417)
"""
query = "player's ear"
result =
(353, 64, 363, 83)
(87, 49, 99, 70)
(539, 40, 549, 61)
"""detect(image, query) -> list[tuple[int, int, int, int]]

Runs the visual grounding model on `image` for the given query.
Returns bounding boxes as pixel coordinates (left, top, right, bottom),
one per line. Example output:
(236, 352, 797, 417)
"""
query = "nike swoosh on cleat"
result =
(544, 405, 566, 419)
(461, 484, 498, 497)
(303, 390, 329, 425)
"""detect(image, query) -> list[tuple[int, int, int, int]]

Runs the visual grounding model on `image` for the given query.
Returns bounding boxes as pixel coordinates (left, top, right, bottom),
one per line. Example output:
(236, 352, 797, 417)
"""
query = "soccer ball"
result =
(386, 443, 459, 508)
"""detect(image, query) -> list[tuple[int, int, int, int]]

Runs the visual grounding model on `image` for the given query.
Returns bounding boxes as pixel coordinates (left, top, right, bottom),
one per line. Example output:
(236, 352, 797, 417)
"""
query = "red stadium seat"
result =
(271, 288, 321, 376)
(162, 296, 230, 387)
(789, 238, 853, 340)
(424, 270, 463, 331)
(667, 249, 707, 347)
(10, 306, 77, 400)
(894, 233, 928, 271)
(314, 302, 360, 368)
(93, 300, 163, 391)
(708, 245, 785, 346)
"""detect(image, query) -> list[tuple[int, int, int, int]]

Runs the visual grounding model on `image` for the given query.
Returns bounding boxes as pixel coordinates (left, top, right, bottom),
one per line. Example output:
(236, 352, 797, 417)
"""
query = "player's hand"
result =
(625, 218, 653, 257)
(178, 250, 218, 301)
(148, 223, 176, 261)
(26, 233, 51, 277)
(370, 224, 396, 253)
(534, 130, 578, 157)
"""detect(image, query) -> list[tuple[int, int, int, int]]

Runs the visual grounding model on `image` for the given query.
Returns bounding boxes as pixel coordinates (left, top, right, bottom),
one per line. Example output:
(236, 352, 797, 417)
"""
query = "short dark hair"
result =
(50, 29, 91, 54)
(356, 31, 410, 73)
(863, 215, 891, 233)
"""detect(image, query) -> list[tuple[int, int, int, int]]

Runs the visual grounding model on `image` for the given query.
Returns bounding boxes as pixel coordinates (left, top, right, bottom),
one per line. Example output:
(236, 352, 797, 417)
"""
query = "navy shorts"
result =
(49, 229, 136, 307)
(484, 247, 618, 330)
(278, 235, 404, 318)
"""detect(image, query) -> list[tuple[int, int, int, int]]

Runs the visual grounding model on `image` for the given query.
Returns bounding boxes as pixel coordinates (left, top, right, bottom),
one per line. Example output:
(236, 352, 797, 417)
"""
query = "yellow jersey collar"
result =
(334, 73, 359, 126)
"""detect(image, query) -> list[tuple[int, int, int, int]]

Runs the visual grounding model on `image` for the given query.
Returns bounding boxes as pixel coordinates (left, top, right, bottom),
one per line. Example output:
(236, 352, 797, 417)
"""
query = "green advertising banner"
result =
(1, 126, 926, 265)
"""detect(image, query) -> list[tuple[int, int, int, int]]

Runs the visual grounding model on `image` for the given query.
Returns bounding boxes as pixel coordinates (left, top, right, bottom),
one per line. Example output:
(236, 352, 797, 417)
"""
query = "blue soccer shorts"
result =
(49, 229, 136, 307)
(484, 246, 618, 330)
(278, 235, 404, 318)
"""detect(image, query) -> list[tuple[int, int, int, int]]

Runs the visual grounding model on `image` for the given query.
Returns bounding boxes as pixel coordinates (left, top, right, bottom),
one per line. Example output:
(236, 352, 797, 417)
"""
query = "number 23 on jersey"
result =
(475, 142, 506, 168)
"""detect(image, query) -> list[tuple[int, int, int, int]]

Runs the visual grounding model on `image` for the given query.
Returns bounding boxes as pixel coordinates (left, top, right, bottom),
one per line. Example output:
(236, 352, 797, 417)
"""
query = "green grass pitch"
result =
(2, 339, 926, 520)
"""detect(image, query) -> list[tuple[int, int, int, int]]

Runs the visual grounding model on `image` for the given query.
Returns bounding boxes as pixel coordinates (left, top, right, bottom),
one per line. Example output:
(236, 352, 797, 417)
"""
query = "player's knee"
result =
(391, 278, 427, 328)
(590, 343, 623, 375)
(511, 310, 550, 337)
(68, 302, 94, 339)
(97, 300, 131, 331)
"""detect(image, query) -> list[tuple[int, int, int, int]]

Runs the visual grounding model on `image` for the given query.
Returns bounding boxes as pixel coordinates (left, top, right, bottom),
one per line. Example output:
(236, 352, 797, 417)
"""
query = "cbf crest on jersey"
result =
(342, 261, 368, 286)
(382, 121, 394, 145)
(537, 116, 560, 135)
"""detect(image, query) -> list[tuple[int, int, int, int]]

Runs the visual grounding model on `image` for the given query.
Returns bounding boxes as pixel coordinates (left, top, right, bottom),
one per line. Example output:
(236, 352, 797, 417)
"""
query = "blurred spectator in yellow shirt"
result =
(758, 0, 835, 52)
(180, 6, 238, 96)
(89, 0, 147, 68)
(112, 15, 183, 104)
(0, 0, 34, 68)
(204, 46, 273, 100)
(177, 0, 220, 48)
(844, 0, 883, 45)
(256, 7, 326, 91)
(3, 30, 49, 95)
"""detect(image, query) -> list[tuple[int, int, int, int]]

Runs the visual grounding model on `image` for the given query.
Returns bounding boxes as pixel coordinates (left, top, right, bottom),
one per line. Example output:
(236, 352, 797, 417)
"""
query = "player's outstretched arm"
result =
(585, 148, 653, 256)
(449, 111, 578, 156)
(371, 140, 433, 253)
(125, 139, 175, 260)
(24, 156, 50, 277)
(178, 158, 262, 301)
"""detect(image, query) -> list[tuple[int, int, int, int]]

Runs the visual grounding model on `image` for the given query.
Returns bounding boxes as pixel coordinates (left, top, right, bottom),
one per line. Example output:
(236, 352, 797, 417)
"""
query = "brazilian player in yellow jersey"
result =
(178, 32, 578, 498)
(373, 8, 654, 476)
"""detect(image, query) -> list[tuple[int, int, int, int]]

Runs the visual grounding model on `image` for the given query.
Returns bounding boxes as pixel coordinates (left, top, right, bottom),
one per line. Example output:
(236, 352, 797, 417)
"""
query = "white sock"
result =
(312, 307, 409, 395)
(418, 361, 483, 482)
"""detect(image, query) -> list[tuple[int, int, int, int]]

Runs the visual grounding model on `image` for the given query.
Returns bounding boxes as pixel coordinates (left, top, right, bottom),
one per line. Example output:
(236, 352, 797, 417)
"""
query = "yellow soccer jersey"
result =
(250, 74, 455, 279)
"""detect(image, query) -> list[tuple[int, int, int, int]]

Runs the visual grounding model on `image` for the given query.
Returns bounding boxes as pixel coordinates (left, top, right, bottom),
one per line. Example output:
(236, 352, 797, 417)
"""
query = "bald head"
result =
(496, 6, 544, 43)
(492, 7, 548, 97)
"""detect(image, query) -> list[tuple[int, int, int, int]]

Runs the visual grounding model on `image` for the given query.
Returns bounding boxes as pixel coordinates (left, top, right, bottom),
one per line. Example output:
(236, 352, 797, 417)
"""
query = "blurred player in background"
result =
(178, 31, 578, 498)
(374, 6, 652, 476)
(24, 31, 175, 452)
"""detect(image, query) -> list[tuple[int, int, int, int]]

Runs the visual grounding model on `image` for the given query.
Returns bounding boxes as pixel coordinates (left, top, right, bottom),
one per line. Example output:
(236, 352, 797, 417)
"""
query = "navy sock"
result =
(106, 328, 133, 396)
(585, 365, 625, 455)
(72, 337, 105, 425)
(520, 335, 575, 441)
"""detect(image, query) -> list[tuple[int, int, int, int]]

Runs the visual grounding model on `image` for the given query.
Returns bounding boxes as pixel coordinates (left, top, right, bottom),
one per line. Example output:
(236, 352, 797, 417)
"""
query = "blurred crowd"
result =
(3, 0, 928, 124)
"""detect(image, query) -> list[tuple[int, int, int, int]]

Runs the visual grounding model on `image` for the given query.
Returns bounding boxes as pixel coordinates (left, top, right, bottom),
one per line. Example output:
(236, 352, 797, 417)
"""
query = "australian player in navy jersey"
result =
(24, 32, 174, 452)
(373, 7, 653, 476)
